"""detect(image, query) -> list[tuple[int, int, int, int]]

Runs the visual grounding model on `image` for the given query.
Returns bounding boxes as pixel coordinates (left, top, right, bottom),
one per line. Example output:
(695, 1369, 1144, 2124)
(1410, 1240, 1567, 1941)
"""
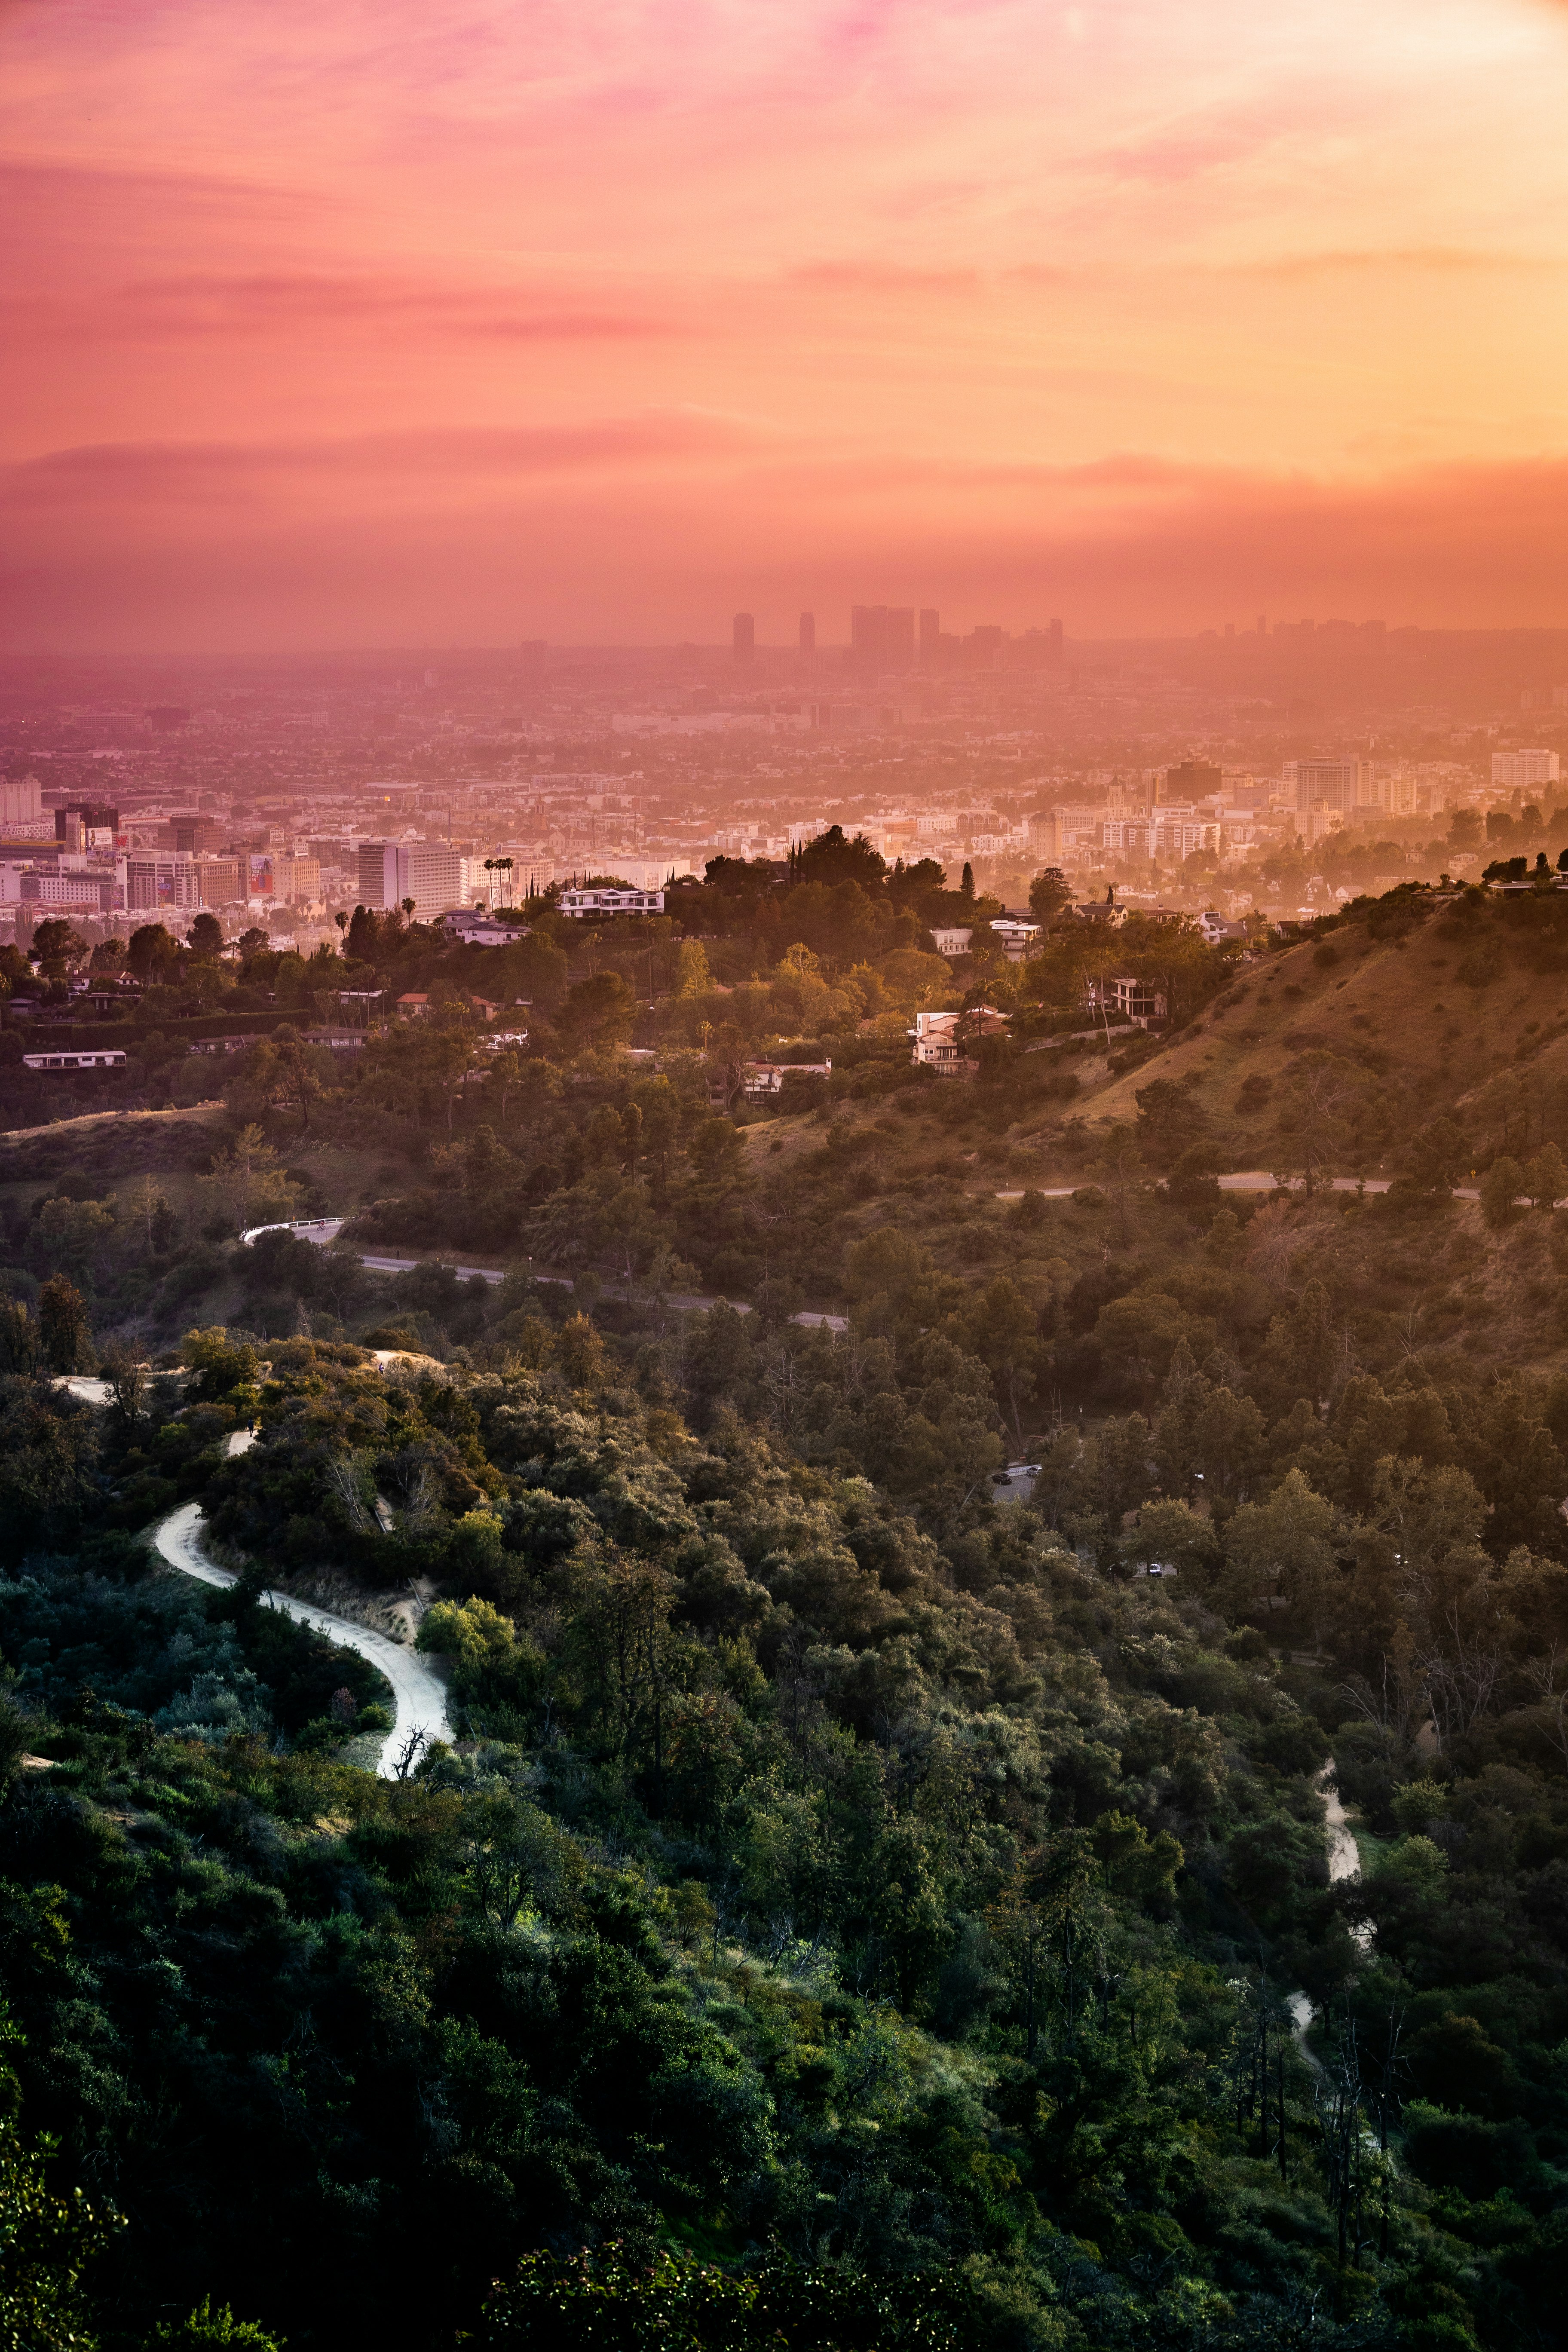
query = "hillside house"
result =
(910, 1005, 1010, 1073)
(990, 917, 1041, 960)
(559, 886, 665, 918)
(1083, 974, 1167, 1027)
(743, 1058, 833, 1099)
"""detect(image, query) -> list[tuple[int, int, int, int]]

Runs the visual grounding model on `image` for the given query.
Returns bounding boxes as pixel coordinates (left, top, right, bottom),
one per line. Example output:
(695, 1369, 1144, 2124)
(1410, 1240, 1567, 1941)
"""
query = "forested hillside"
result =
(6, 874, 1568, 2349)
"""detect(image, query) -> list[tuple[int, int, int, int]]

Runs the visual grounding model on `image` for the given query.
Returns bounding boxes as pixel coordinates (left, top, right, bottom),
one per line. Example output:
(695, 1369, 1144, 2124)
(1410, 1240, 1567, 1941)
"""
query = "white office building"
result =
(1492, 749, 1561, 789)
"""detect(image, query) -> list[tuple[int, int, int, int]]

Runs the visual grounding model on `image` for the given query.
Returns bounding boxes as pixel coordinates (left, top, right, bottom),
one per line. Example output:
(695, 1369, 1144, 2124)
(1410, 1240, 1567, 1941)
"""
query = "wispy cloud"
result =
(1, 413, 766, 508)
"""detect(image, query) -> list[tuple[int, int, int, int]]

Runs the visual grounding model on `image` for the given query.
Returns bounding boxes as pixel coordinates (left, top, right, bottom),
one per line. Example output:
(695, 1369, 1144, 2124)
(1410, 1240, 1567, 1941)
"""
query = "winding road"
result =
(151, 1430, 452, 1778)
(241, 1219, 849, 1330)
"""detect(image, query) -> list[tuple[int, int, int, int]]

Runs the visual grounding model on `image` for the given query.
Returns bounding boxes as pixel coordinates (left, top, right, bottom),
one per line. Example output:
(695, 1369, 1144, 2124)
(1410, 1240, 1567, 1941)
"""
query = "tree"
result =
(673, 939, 711, 998)
(1093, 1121, 1145, 1246)
(1271, 1049, 1360, 1191)
(793, 824, 887, 890)
(1027, 866, 1073, 932)
(556, 972, 637, 1055)
(152, 2299, 283, 2349)
(1222, 1467, 1338, 1635)
(38, 1274, 90, 1373)
(0, 2096, 121, 2352)
(1390, 1114, 1468, 1202)
(0, 1296, 40, 1377)
(1524, 1142, 1568, 1210)
(201, 1124, 300, 1234)
(270, 1025, 325, 1130)
(99, 1340, 147, 1427)
(1479, 1155, 1524, 1227)
(960, 861, 975, 899)
(30, 920, 88, 980)
(186, 911, 224, 958)
(127, 922, 180, 982)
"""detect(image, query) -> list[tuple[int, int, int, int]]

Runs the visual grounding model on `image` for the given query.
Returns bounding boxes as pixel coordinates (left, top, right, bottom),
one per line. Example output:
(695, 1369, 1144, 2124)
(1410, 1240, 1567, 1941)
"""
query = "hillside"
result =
(7, 882, 1568, 2350)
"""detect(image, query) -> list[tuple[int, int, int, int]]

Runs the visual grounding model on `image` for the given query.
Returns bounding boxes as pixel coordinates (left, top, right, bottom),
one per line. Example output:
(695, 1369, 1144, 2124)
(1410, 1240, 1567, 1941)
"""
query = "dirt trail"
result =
(151, 1431, 450, 1777)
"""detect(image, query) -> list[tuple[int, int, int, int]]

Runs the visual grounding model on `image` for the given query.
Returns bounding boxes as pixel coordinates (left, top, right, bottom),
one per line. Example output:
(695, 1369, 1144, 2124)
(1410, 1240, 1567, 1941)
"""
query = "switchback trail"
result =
(151, 1432, 451, 1778)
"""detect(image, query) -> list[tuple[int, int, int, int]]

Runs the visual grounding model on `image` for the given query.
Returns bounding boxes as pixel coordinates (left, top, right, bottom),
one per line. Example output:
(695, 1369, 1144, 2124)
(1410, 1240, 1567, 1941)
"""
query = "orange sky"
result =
(6, 0, 1568, 648)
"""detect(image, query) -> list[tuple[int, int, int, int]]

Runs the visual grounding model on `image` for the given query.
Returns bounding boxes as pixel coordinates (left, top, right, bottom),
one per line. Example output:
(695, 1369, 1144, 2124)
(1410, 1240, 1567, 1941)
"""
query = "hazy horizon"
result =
(9, 0, 1568, 651)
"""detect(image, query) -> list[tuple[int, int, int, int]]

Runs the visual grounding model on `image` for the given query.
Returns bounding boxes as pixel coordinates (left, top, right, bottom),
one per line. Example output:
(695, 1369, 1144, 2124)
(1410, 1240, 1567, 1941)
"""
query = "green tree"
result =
(127, 922, 180, 982)
(29, 920, 89, 980)
(0, 2107, 120, 2352)
(1027, 865, 1073, 932)
(1271, 1049, 1360, 1191)
(673, 938, 711, 998)
(186, 911, 225, 958)
(556, 972, 637, 1055)
(1221, 1467, 1339, 1635)
(1479, 1154, 1524, 1227)
(37, 1275, 90, 1374)
(151, 2300, 283, 2349)
(1524, 1142, 1568, 1210)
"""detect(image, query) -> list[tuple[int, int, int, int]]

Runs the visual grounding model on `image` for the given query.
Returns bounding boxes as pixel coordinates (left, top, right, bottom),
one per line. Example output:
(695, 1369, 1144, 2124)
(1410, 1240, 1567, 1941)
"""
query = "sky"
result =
(6, 0, 1568, 650)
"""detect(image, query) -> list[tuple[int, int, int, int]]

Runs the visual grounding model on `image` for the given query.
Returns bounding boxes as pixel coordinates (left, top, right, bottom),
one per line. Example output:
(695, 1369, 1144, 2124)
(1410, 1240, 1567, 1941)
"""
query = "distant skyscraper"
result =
(798, 611, 815, 653)
(732, 612, 755, 661)
(919, 609, 940, 658)
(851, 604, 916, 666)
(851, 604, 885, 662)
(1049, 617, 1063, 663)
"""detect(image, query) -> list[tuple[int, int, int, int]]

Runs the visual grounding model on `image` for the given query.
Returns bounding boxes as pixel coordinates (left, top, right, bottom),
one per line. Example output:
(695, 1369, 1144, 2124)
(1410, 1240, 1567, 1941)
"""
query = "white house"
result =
(742, 1058, 832, 1098)
(989, 918, 1041, 961)
(930, 926, 973, 957)
(1083, 974, 1167, 1027)
(909, 1005, 1010, 1072)
(444, 910, 530, 947)
(22, 1049, 127, 1071)
(559, 886, 665, 918)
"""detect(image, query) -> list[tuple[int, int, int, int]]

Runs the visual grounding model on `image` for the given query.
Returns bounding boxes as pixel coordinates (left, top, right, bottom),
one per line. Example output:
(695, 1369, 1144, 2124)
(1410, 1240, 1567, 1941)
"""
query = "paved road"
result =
(242, 1219, 849, 1331)
(151, 1430, 452, 1779)
(996, 1170, 1492, 1203)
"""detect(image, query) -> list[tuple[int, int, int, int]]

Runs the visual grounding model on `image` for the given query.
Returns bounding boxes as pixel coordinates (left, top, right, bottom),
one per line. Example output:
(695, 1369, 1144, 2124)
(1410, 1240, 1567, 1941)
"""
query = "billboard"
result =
(248, 853, 273, 900)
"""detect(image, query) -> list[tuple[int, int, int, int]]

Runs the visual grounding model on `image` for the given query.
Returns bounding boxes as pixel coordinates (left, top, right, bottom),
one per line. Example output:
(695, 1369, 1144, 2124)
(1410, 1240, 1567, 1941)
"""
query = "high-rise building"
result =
(125, 855, 201, 911)
(851, 605, 882, 662)
(1295, 759, 1372, 813)
(157, 814, 224, 854)
(1163, 761, 1224, 802)
(55, 803, 119, 851)
(355, 841, 470, 914)
(0, 776, 44, 830)
(798, 612, 815, 653)
(1492, 748, 1561, 788)
(1049, 617, 1063, 662)
(196, 857, 245, 907)
(919, 609, 940, 660)
(851, 605, 916, 667)
(732, 612, 755, 662)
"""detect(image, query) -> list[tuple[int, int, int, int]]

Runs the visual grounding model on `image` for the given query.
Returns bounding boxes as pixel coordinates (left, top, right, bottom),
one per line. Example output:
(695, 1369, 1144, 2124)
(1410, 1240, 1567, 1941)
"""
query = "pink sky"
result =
(6, 0, 1568, 647)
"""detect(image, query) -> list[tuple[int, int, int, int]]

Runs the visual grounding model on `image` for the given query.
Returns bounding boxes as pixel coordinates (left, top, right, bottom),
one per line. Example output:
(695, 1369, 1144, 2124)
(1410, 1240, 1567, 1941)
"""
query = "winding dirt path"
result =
(150, 1432, 451, 1778)
(1289, 1764, 1369, 2060)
